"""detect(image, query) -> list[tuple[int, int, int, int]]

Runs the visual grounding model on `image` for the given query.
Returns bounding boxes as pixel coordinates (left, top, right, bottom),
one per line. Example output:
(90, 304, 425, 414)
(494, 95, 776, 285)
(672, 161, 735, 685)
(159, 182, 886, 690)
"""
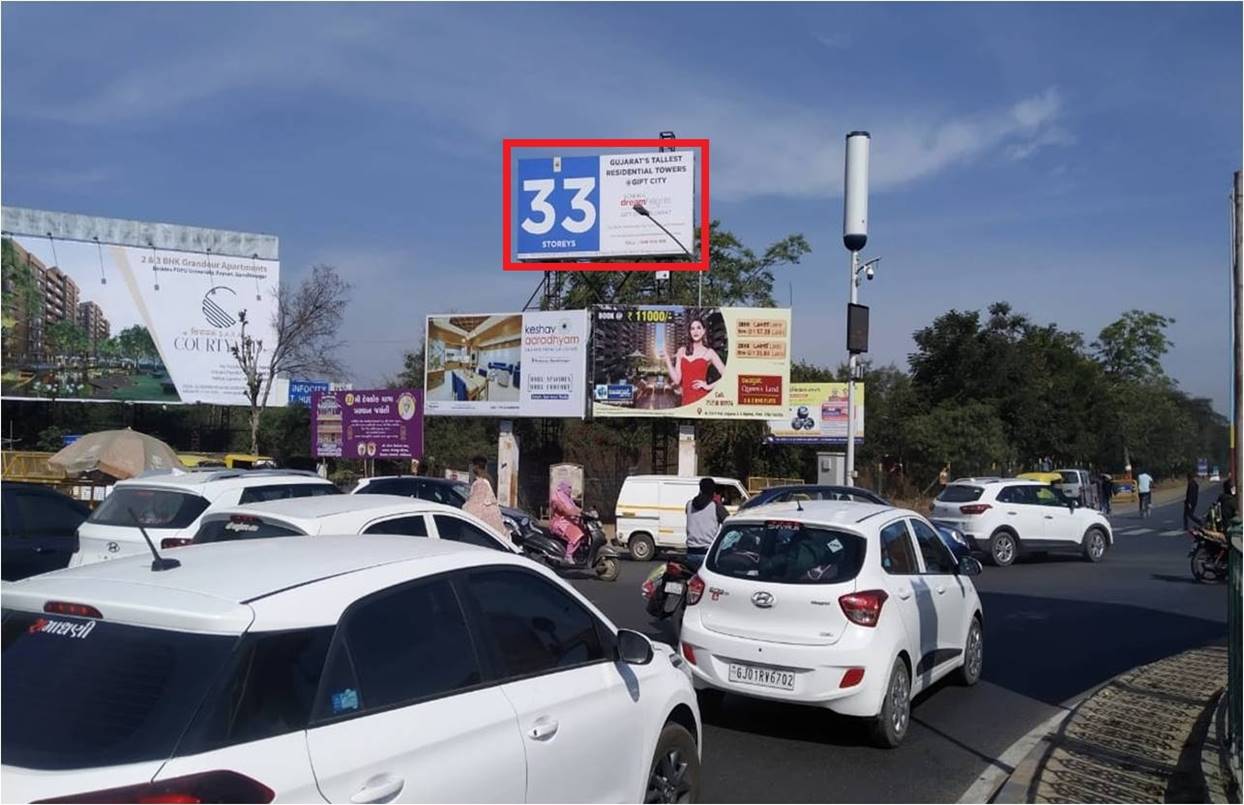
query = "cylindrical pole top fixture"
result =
(843, 131, 870, 252)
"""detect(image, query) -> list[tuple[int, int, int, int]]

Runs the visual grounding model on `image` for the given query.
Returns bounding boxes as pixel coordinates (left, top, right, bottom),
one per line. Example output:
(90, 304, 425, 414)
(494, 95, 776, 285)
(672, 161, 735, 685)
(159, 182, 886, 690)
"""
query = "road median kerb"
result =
(992, 645, 1229, 804)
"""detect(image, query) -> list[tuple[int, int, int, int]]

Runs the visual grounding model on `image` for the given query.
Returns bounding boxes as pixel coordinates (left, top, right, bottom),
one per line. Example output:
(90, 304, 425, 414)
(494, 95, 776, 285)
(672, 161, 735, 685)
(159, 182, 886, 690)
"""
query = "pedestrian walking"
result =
(1100, 473, 1113, 515)
(462, 455, 507, 536)
(1184, 471, 1201, 530)
(1137, 470, 1153, 517)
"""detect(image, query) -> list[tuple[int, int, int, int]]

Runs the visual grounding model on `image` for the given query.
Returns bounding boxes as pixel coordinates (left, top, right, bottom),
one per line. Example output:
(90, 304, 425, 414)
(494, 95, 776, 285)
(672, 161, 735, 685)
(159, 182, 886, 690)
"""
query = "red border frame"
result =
(502, 138, 710, 272)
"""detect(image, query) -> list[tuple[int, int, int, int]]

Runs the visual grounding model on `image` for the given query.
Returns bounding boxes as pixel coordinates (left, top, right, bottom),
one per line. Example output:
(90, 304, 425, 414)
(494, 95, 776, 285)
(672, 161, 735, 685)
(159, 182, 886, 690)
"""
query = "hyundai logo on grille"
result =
(751, 591, 775, 608)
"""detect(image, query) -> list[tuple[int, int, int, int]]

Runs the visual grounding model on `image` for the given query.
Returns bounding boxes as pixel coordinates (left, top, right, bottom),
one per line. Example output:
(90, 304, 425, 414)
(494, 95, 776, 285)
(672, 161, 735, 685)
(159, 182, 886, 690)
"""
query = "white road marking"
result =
(1159, 529, 1185, 537)
(1117, 527, 1150, 535)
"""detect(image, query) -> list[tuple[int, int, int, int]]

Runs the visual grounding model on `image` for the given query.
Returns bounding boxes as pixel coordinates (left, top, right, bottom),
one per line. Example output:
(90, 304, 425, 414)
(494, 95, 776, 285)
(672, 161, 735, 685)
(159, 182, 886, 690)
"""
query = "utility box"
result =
(818, 452, 847, 486)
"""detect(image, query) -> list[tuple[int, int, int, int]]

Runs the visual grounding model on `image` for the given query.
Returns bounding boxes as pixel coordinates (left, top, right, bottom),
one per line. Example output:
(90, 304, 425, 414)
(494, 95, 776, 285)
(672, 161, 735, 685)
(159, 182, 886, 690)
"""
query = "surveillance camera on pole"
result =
(842, 131, 870, 486)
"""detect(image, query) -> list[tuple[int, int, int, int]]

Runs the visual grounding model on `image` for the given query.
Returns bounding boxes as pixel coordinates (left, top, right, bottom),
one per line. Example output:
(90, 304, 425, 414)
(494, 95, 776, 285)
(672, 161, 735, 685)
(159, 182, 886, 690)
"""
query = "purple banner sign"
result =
(312, 388, 423, 459)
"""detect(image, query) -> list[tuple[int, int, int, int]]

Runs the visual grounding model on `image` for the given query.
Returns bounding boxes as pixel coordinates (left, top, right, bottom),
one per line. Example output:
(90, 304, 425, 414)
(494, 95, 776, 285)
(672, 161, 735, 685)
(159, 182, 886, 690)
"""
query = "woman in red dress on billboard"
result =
(662, 317, 726, 406)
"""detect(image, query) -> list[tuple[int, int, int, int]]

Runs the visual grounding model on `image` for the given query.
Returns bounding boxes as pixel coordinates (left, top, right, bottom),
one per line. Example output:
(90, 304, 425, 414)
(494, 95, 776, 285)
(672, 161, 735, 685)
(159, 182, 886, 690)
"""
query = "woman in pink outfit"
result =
(549, 480, 585, 561)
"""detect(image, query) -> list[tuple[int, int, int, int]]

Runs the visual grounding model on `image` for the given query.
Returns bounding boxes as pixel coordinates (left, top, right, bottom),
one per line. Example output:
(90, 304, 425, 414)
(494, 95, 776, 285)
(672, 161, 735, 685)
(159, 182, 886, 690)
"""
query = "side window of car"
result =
(17, 491, 86, 535)
(363, 516, 429, 537)
(1033, 486, 1062, 507)
(996, 487, 1018, 504)
(423, 483, 460, 507)
(314, 577, 483, 721)
(879, 520, 920, 574)
(434, 515, 504, 551)
(910, 519, 957, 575)
(463, 568, 607, 679)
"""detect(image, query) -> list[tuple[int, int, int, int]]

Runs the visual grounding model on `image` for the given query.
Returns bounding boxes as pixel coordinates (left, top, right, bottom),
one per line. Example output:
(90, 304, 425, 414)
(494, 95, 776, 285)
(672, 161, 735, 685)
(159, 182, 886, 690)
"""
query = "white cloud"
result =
(4, 7, 1072, 203)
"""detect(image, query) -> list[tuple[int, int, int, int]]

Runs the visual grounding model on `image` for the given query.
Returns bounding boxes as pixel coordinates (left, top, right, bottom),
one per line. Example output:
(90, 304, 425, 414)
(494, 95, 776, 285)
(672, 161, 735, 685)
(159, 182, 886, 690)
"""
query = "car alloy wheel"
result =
(992, 534, 1016, 566)
(1088, 532, 1105, 561)
(646, 746, 693, 803)
(890, 665, 910, 738)
(963, 620, 983, 683)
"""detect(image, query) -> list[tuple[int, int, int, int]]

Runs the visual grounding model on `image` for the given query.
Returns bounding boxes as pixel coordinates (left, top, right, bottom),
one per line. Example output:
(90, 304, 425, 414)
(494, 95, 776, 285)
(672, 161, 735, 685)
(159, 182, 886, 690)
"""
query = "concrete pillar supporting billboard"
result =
(498, 421, 520, 507)
(678, 425, 697, 477)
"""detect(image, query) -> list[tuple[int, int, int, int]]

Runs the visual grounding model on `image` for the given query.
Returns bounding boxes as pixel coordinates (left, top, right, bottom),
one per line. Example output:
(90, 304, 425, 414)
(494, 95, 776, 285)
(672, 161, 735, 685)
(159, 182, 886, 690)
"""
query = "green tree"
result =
(1093, 310, 1177, 470)
(1093, 310, 1175, 382)
(1, 238, 43, 364)
(45, 320, 89, 366)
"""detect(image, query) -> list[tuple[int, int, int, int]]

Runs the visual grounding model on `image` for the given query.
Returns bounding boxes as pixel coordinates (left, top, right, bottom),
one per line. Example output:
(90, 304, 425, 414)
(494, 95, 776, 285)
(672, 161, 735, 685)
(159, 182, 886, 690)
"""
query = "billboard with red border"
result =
(503, 138, 710, 272)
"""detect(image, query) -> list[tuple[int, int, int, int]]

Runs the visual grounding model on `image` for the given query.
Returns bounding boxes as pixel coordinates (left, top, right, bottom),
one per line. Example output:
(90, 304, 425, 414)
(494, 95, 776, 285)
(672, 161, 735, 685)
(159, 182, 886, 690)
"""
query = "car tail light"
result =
(161, 538, 193, 549)
(686, 574, 705, 606)
(35, 771, 274, 804)
(839, 590, 888, 627)
(43, 601, 102, 619)
(959, 504, 992, 515)
(840, 667, 866, 688)
(681, 642, 697, 665)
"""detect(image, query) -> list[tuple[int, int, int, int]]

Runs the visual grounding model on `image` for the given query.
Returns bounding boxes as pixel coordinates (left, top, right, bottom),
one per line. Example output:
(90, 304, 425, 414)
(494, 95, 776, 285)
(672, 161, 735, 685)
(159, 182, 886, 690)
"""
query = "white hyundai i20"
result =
(678, 500, 985, 747)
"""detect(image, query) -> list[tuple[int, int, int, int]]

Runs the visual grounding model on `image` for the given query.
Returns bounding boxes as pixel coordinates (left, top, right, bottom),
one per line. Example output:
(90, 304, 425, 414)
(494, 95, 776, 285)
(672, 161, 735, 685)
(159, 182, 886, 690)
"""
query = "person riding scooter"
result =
(549, 480, 586, 562)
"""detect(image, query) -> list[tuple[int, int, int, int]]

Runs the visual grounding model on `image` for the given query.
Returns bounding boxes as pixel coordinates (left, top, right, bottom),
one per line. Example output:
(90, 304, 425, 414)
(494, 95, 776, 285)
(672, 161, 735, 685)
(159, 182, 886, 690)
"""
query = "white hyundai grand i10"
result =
(678, 500, 984, 747)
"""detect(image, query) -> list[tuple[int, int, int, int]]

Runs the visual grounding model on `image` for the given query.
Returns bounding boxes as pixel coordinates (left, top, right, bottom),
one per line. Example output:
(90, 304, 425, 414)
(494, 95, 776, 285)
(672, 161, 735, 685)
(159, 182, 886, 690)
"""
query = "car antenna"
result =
(128, 507, 181, 571)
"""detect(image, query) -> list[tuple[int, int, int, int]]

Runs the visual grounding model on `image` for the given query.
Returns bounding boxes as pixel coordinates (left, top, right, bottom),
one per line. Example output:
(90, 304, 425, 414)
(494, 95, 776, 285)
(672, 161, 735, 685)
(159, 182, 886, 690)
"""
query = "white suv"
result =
(679, 501, 984, 747)
(931, 478, 1113, 567)
(2, 536, 701, 803)
(72, 470, 340, 567)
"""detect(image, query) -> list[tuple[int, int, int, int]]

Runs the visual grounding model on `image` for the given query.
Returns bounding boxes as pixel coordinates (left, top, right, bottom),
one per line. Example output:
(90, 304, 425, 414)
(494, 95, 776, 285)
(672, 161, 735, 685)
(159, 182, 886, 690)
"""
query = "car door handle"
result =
(1044, 515, 1054, 519)
(350, 773, 405, 804)
(528, 717, 559, 741)
(1007, 511, 1018, 516)
(896, 586, 912, 600)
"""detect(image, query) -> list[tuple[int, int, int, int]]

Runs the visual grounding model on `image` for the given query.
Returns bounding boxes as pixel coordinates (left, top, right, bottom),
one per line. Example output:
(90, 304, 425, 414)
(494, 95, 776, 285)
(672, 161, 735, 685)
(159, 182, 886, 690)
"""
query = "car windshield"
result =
(707, 522, 866, 585)
(1059, 472, 1080, 484)
(937, 485, 983, 503)
(89, 488, 210, 529)
(1, 610, 237, 770)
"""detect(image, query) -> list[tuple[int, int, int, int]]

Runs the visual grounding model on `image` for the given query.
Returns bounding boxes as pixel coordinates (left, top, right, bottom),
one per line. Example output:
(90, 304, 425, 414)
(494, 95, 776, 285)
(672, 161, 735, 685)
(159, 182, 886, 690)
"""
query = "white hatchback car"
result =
(931, 478, 1113, 567)
(2, 537, 701, 803)
(72, 469, 341, 568)
(193, 494, 519, 552)
(679, 501, 984, 747)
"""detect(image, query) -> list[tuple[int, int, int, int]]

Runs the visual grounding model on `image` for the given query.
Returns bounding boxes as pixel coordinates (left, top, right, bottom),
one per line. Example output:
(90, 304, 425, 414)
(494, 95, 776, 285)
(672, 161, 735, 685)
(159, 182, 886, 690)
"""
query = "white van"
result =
(614, 474, 749, 560)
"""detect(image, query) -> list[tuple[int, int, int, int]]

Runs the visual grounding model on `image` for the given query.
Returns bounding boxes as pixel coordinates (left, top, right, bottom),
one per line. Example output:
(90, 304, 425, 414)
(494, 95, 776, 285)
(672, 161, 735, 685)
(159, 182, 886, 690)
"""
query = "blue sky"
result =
(3, 3, 1240, 411)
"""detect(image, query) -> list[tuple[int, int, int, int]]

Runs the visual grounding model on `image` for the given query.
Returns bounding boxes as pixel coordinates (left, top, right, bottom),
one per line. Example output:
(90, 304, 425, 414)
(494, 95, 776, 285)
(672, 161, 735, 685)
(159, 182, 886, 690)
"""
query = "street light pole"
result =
(843, 131, 870, 486)
(633, 203, 698, 304)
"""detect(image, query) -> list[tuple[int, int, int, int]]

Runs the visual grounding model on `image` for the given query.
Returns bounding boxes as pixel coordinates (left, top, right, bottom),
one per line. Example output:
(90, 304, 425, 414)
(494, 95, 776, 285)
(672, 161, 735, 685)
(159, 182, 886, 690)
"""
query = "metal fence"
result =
(1229, 524, 1242, 780)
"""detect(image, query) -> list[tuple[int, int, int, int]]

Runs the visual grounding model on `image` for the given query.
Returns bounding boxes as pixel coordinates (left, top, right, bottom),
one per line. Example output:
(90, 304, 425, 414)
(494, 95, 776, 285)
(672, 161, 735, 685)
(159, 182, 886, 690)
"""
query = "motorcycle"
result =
(1188, 527, 1229, 584)
(518, 508, 620, 582)
(641, 554, 704, 634)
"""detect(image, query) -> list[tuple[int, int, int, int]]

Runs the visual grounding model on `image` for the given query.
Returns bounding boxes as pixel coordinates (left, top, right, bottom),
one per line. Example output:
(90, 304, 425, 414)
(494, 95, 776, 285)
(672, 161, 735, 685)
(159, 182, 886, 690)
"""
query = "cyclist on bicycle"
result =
(1137, 470, 1153, 517)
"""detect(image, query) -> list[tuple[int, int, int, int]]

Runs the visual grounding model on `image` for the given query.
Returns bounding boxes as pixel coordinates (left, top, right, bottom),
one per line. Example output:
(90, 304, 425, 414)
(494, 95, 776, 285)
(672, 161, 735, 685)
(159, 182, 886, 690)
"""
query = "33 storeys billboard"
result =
(1, 233, 277, 405)
(591, 306, 791, 419)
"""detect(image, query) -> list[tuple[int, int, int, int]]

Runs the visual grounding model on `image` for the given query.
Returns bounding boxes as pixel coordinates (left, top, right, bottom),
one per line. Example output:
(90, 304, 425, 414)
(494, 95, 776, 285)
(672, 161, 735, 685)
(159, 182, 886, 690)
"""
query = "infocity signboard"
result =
(288, 380, 330, 407)
(503, 138, 710, 271)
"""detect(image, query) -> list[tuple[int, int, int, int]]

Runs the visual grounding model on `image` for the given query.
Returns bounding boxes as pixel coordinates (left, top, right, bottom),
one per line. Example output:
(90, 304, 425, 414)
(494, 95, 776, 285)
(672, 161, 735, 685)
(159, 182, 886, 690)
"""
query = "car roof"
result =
(728, 499, 905, 526)
(756, 484, 878, 496)
(207, 494, 463, 522)
(624, 475, 743, 484)
(1, 536, 518, 632)
(116, 469, 331, 491)
(948, 478, 1039, 486)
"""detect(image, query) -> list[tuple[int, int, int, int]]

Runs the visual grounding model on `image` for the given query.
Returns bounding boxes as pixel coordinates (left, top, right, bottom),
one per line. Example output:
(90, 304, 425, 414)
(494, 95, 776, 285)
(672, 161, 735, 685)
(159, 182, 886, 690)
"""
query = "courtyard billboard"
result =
(424, 311, 589, 418)
(1, 232, 278, 405)
(591, 305, 791, 419)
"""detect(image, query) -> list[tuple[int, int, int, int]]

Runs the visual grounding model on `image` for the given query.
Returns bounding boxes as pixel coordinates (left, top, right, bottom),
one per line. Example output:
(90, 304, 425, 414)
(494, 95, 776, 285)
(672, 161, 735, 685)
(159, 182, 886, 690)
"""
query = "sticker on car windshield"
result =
(827, 538, 843, 553)
(331, 688, 360, 714)
(26, 617, 96, 640)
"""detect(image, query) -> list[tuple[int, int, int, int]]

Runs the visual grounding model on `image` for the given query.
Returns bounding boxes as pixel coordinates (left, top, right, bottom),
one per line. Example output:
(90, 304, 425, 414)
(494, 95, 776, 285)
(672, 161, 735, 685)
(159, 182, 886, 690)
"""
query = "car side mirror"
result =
(616, 629, 654, 665)
(957, 556, 983, 577)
